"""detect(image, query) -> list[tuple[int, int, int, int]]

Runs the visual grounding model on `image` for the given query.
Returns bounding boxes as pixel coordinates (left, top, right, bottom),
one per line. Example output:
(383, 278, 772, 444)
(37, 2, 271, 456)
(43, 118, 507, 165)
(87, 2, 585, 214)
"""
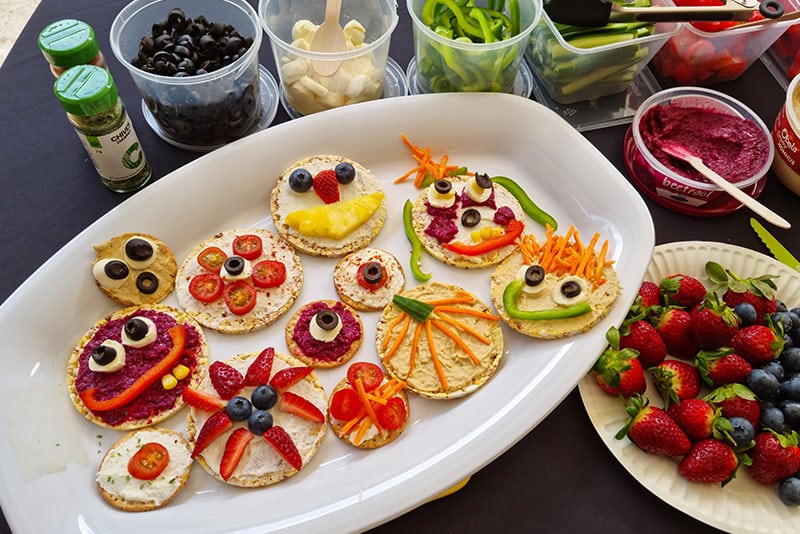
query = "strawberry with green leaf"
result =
(690, 292, 740, 350)
(660, 273, 706, 308)
(695, 348, 753, 387)
(705, 261, 778, 324)
(615, 394, 691, 457)
(668, 398, 732, 441)
(679, 438, 747, 485)
(593, 327, 646, 397)
(748, 430, 800, 485)
(652, 306, 700, 361)
(704, 383, 762, 430)
(729, 323, 784, 366)
(650, 359, 701, 410)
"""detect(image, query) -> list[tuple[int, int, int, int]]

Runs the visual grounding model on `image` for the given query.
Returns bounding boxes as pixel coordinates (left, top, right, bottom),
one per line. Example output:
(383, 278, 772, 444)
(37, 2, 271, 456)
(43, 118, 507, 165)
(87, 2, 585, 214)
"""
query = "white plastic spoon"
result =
(661, 143, 791, 229)
(309, 0, 347, 76)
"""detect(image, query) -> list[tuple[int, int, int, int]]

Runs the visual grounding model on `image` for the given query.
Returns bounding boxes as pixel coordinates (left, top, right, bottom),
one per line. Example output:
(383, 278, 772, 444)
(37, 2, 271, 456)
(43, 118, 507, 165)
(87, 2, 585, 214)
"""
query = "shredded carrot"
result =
(425, 321, 448, 390)
(341, 408, 367, 435)
(355, 377, 383, 432)
(432, 319, 481, 365)
(379, 378, 407, 399)
(576, 232, 600, 277)
(426, 296, 475, 306)
(434, 314, 491, 344)
(401, 133, 425, 157)
(434, 306, 499, 320)
(397, 134, 469, 188)
(383, 314, 411, 362)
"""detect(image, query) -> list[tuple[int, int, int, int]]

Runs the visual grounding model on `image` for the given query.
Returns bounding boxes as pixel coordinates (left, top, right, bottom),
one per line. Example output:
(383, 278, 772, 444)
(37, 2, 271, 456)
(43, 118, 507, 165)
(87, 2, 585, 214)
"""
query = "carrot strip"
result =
(435, 314, 491, 344)
(355, 377, 382, 431)
(400, 133, 425, 157)
(408, 322, 423, 377)
(432, 319, 481, 365)
(425, 321, 448, 390)
(577, 232, 600, 277)
(379, 378, 407, 399)
(381, 311, 409, 351)
(434, 306, 499, 320)
(353, 416, 373, 445)
(426, 296, 474, 306)
(383, 314, 412, 362)
(594, 240, 609, 285)
(341, 408, 367, 434)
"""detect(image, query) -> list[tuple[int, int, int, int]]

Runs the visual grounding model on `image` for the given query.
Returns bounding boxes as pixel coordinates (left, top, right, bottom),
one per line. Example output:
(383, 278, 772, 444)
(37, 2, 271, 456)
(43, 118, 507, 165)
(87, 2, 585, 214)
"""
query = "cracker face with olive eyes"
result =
(271, 155, 387, 257)
(411, 175, 526, 269)
(490, 230, 621, 339)
(92, 232, 177, 306)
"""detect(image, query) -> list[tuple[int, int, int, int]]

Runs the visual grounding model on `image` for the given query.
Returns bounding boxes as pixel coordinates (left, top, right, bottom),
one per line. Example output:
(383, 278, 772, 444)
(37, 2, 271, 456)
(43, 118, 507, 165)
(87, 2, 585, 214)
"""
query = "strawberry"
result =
(659, 273, 706, 308)
(209, 360, 245, 399)
(695, 348, 753, 387)
(690, 293, 740, 349)
(704, 383, 761, 429)
(191, 411, 232, 458)
(668, 398, 731, 441)
(182, 386, 227, 412)
(312, 169, 340, 204)
(637, 280, 662, 309)
(652, 306, 700, 360)
(748, 430, 800, 484)
(650, 359, 701, 410)
(619, 319, 667, 368)
(593, 327, 647, 397)
(244, 346, 274, 386)
(278, 391, 325, 423)
(615, 395, 691, 457)
(219, 427, 253, 480)
(263, 425, 303, 471)
(729, 324, 784, 366)
(705, 260, 778, 324)
(269, 366, 314, 392)
(678, 438, 742, 485)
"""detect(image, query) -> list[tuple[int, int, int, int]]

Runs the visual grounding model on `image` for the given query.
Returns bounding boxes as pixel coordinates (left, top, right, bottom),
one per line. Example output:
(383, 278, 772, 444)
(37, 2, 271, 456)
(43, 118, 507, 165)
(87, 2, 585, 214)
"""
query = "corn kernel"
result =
(172, 364, 190, 380)
(161, 374, 178, 390)
(470, 230, 482, 242)
(480, 227, 494, 239)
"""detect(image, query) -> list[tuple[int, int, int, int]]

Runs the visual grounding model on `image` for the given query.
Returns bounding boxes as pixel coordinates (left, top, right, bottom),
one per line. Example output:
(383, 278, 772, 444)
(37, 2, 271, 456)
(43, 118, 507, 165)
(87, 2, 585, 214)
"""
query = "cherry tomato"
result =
(223, 280, 257, 315)
(127, 442, 170, 480)
(347, 362, 384, 392)
(197, 246, 227, 274)
(330, 387, 362, 421)
(251, 260, 286, 288)
(376, 397, 407, 431)
(232, 234, 263, 260)
(189, 273, 224, 303)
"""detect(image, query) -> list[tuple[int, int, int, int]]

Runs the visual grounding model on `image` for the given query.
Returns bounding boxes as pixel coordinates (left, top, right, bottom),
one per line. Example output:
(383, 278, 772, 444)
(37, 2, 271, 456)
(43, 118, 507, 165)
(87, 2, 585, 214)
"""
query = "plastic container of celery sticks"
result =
(527, 0, 681, 104)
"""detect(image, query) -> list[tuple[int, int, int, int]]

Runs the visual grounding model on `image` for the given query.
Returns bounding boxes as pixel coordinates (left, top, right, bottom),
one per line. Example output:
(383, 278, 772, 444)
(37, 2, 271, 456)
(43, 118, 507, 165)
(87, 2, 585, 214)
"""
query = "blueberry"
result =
(762, 360, 786, 382)
(781, 376, 800, 402)
(772, 312, 794, 334)
(251, 384, 277, 410)
(779, 477, 800, 506)
(782, 347, 800, 374)
(728, 416, 755, 448)
(788, 311, 800, 330)
(225, 396, 252, 421)
(734, 302, 758, 326)
(780, 399, 800, 430)
(785, 334, 795, 350)
(761, 405, 790, 433)
(247, 409, 273, 434)
(289, 168, 313, 192)
(777, 300, 789, 313)
(747, 368, 781, 400)
(334, 162, 355, 184)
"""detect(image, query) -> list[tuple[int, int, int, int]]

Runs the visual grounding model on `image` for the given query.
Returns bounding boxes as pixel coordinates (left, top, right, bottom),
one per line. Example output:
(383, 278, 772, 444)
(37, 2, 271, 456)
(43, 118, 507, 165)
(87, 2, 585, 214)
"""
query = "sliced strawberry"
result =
(270, 366, 314, 392)
(220, 427, 253, 480)
(182, 386, 227, 412)
(279, 391, 325, 423)
(192, 411, 232, 458)
(312, 169, 340, 204)
(210, 361, 245, 399)
(263, 426, 303, 471)
(244, 347, 274, 386)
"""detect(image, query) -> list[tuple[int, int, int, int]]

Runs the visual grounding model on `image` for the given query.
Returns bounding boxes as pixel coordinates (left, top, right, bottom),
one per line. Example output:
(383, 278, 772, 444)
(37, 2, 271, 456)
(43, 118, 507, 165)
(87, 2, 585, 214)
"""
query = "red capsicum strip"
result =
(442, 218, 524, 256)
(80, 324, 187, 412)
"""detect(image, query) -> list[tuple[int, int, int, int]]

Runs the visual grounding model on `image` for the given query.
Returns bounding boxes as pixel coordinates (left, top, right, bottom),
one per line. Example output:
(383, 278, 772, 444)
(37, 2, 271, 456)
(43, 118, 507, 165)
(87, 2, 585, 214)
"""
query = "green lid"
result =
(38, 19, 100, 67)
(54, 65, 118, 116)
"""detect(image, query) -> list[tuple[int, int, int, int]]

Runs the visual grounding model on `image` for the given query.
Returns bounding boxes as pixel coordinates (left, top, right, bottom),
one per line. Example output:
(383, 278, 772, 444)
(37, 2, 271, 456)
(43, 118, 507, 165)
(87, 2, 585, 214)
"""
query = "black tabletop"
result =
(0, 0, 796, 532)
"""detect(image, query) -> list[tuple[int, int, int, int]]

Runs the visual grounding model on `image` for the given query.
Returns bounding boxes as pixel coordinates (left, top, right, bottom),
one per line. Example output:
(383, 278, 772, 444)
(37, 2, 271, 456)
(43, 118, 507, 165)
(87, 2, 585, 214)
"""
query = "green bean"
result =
(403, 199, 432, 282)
(491, 176, 558, 230)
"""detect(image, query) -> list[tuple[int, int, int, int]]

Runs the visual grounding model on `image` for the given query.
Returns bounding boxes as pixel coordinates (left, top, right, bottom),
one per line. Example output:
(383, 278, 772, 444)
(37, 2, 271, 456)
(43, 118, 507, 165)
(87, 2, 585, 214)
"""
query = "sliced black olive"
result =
(360, 262, 384, 284)
(561, 280, 582, 299)
(434, 179, 452, 194)
(315, 310, 340, 331)
(124, 318, 150, 341)
(92, 344, 117, 366)
(474, 172, 492, 189)
(461, 208, 481, 227)
(104, 260, 129, 280)
(167, 8, 186, 29)
(524, 265, 546, 287)
(224, 256, 246, 276)
(135, 272, 159, 294)
(125, 237, 154, 262)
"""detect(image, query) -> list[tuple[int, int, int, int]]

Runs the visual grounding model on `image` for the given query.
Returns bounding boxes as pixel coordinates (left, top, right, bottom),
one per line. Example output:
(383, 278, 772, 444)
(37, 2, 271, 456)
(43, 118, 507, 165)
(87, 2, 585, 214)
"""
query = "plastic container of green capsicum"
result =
(408, 0, 543, 93)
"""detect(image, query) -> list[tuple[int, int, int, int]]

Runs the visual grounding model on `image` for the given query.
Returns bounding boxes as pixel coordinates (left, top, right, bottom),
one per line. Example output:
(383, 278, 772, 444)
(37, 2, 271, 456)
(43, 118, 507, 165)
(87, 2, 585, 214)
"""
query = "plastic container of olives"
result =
(110, 0, 264, 149)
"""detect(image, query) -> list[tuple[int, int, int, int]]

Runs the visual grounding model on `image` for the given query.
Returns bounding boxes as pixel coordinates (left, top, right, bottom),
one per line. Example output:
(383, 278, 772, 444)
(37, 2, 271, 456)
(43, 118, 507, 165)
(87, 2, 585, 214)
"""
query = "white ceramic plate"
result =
(579, 240, 800, 534)
(0, 93, 653, 533)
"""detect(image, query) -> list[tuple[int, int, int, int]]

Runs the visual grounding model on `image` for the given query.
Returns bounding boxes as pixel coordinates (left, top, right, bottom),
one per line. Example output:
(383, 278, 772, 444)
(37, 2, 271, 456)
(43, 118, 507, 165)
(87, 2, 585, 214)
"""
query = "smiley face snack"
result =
(490, 226, 621, 339)
(270, 155, 386, 257)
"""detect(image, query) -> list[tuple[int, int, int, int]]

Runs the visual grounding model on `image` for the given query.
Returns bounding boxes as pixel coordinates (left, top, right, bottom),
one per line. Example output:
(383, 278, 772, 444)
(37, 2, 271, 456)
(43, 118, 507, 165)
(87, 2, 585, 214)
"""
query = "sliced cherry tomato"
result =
(232, 234, 263, 260)
(347, 362, 384, 392)
(197, 246, 227, 273)
(376, 397, 407, 431)
(330, 387, 362, 421)
(189, 273, 224, 303)
(128, 442, 170, 480)
(251, 260, 286, 288)
(223, 280, 257, 315)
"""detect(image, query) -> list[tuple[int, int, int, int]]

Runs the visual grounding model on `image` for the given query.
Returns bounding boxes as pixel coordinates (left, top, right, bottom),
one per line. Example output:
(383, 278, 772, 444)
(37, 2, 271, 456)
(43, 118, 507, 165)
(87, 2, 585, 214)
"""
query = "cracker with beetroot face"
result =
(285, 300, 364, 368)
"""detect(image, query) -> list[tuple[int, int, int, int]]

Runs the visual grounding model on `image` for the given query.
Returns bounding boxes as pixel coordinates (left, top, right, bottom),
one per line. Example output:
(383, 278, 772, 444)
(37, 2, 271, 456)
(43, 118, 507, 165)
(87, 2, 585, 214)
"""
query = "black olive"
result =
(154, 33, 173, 49)
(135, 272, 159, 294)
(104, 260, 129, 280)
(561, 280, 582, 299)
(224, 256, 246, 276)
(475, 172, 492, 189)
(173, 44, 191, 58)
(209, 21, 225, 38)
(461, 208, 481, 227)
(524, 265, 546, 286)
(315, 310, 340, 331)
(152, 50, 176, 64)
(91, 344, 117, 366)
(360, 262, 384, 284)
(139, 36, 156, 55)
(125, 237, 154, 262)
(434, 179, 452, 194)
(225, 36, 244, 55)
(167, 8, 186, 29)
(124, 318, 150, 341)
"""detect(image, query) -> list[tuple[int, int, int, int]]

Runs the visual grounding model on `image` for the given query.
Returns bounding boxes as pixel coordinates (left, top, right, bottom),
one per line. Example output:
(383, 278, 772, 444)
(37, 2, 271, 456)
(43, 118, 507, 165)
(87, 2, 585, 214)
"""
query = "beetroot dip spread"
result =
(640, 104, 769, 184)
(75, 309, 203, 426)
(292, 301, 362, 362)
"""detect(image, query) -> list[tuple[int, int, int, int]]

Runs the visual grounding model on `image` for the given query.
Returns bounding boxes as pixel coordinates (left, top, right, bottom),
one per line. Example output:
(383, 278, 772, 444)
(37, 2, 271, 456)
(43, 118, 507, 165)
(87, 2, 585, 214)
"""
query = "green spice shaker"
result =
(38, 19, 107, 77)
(54, 65, 151, 193)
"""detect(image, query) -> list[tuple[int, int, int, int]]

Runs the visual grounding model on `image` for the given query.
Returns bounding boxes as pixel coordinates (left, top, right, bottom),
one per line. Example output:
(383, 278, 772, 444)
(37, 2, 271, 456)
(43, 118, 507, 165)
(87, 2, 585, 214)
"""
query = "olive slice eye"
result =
(524, 265, 546, 286)
(561, 280, 582, 299)
(136, 272, 159, 294)
(315, 309, 340, 331)
(125, 237, 154, 262)
(124, 318, 149, 341)
(433, 179, 452, 195)
(360, 262, 384, 284)
(224, 256, 246, 276)
(92, 344, 117, 366)
(104, 260, 130, 280)
(474, 172, 492, 189)
(461, 208, 481, 227)
(552, 276, 588, 306)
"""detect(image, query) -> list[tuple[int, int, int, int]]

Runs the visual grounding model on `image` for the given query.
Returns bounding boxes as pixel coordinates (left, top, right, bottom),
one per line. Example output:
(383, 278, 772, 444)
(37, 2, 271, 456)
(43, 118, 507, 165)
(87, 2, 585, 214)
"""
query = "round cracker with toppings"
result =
(175, 228, 303, 335)
(67, 304, 208, 430)
(376, 282, 504, 399)
(96, 427, 192, 512)
(285, 300, 363, 368)
(334, 248, 405, 311)
(270, 155, 386, 257)
(91, 232, 177, 306)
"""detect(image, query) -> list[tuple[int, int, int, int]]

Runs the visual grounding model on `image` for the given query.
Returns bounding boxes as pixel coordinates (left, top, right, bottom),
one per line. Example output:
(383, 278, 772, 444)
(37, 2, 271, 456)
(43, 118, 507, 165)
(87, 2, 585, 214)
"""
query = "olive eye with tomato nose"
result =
(224, 256, 246, 276)
(360, 262, 384, 284)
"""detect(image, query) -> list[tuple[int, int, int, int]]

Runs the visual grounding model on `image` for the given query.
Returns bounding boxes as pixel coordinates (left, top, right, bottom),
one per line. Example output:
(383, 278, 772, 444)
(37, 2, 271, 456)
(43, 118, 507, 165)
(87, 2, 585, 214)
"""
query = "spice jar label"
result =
(75, 117, 148, 181)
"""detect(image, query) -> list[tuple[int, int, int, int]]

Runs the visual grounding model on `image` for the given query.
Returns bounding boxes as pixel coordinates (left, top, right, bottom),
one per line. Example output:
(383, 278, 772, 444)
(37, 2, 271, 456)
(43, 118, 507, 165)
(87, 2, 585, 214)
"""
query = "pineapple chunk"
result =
(285, 191, 385, 239)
